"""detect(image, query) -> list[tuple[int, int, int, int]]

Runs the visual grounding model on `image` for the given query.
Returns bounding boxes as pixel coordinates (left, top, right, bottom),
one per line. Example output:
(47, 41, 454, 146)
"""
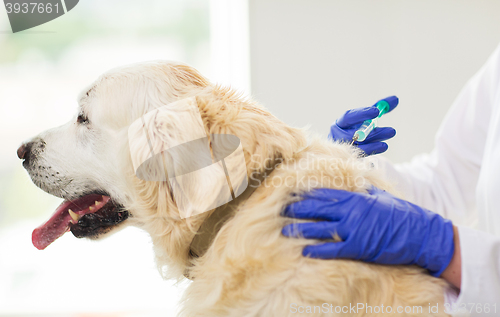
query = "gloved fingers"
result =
(335, 107, 379, 129)
(283, 189, 353, 221)
(283, 200, 345, 221)
(357, 142, 389, 155)
(302, 241, 359, 259)
(360, 127, 396, 143)
(282, 222, 348, 240)
(332, 126, 395, 145)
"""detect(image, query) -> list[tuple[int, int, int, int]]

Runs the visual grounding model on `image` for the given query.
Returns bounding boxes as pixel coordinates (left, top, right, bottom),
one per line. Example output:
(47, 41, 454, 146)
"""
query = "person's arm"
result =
(441, 225, 461, 288)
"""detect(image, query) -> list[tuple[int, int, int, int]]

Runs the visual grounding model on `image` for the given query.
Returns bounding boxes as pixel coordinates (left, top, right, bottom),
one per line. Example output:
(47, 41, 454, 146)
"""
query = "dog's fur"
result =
(23, 61, 451, 316)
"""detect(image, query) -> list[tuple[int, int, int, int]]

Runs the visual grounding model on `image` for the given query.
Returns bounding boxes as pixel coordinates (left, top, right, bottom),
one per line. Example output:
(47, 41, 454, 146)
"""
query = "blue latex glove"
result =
(282, 187, 455, 277)
(329, 96, 399, 155)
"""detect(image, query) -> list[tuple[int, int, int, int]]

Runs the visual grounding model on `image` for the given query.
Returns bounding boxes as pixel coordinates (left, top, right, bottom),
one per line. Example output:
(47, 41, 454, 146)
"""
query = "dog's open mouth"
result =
(32, 193, 128, 250)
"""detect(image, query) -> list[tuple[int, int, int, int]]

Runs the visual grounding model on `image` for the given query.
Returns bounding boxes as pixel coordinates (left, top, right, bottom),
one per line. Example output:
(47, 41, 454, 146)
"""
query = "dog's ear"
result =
(128, 97, 247, 219)
(165, 63, 211, 97)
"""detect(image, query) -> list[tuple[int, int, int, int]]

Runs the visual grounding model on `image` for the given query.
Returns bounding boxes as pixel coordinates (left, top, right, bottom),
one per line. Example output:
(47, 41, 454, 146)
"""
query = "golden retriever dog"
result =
(18, 61, 452, 316)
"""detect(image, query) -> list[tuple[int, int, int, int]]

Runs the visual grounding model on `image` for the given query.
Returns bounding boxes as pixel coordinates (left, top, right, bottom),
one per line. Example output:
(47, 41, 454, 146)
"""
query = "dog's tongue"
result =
(32, 194, 110, 250)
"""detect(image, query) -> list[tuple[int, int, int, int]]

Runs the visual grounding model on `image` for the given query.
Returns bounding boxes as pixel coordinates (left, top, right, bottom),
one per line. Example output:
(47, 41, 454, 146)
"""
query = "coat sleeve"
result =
(377, 44, 500, 226)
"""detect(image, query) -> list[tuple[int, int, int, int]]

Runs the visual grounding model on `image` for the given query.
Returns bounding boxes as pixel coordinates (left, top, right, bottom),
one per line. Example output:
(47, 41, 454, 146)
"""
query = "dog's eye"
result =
(77, 113, 89, 125)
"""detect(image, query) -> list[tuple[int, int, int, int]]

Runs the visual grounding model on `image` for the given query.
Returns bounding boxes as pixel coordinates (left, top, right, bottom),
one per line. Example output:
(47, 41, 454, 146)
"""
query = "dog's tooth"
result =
(95, 201, 99, 206)
(89, 206, 94, 211)
(68, 209, 80, 222)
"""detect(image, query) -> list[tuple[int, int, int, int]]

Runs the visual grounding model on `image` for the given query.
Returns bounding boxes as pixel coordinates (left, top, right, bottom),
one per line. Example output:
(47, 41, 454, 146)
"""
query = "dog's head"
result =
(18, 61, 305, 277)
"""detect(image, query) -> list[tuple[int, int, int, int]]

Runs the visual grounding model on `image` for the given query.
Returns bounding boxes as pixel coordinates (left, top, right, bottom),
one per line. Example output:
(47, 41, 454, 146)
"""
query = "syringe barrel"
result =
(354, 118, 378, 142)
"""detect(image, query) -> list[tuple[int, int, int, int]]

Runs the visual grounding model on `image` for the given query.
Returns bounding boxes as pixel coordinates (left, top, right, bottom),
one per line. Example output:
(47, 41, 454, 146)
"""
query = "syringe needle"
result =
(350, 135, 358, 146)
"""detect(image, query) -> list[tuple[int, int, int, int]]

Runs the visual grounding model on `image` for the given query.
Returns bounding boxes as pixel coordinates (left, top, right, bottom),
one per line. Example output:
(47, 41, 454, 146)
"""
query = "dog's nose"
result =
(17, 142, 34, 160)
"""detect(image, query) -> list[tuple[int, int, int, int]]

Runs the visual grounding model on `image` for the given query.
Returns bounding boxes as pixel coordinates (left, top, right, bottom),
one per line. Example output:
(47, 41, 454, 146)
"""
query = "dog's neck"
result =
(185, 156, 282, 279)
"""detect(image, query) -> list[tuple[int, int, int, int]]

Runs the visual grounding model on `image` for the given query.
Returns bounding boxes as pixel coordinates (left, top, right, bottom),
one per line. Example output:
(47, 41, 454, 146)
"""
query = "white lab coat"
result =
(379, 43, 500, 316)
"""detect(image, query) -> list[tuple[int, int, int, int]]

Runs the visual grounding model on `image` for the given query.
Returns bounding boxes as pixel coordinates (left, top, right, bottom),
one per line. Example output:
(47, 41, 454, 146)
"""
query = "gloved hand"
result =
(329, 96, 399, 155)
(282, 186, 455, 277)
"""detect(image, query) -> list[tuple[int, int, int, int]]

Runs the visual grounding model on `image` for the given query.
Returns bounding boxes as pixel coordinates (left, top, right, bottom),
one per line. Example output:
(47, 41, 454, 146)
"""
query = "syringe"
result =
(351, 100, 390, 145)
